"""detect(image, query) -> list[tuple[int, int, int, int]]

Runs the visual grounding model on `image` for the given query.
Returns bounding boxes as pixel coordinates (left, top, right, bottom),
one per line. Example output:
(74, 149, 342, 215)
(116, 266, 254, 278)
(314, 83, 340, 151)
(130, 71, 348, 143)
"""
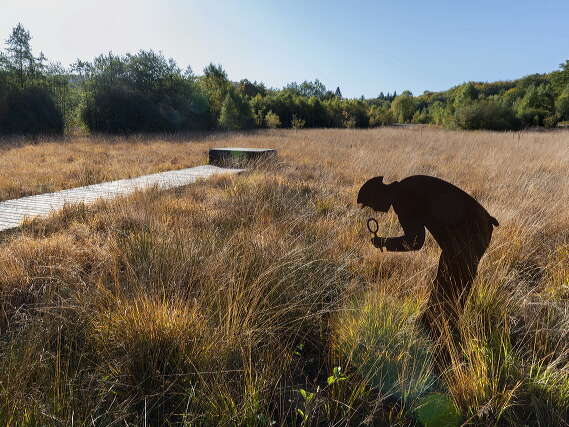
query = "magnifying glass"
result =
(367, 218, 379, 237)
(367, 218, 383, 252)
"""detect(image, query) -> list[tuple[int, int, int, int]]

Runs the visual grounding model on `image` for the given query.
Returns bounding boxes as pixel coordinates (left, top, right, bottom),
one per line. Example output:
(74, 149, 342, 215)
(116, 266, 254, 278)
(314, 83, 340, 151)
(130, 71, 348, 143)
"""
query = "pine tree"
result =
(219, 93, 241, 130)
(6, 23, 34, 88)
(335, 86, 342, 98)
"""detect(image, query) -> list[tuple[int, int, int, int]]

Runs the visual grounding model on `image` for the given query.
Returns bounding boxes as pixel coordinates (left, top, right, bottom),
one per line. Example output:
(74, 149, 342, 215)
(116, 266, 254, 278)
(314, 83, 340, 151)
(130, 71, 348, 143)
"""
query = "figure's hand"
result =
(371, 237, 386, 251)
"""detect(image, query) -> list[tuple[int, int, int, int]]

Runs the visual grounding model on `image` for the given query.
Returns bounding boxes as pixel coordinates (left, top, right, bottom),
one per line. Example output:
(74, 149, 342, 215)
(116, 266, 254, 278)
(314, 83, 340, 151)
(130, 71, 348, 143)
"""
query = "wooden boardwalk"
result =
(0, 165, 243, 232)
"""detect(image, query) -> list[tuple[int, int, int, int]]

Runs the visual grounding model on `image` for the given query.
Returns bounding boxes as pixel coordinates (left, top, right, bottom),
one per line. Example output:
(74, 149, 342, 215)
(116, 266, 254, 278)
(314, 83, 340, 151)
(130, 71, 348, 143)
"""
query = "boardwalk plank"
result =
(0, 165, 243, 232)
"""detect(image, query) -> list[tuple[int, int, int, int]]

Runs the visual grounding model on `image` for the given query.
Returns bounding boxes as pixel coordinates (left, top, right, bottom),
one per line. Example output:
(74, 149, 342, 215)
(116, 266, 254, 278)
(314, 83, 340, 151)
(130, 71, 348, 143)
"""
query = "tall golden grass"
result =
(0, 128, 568, 425)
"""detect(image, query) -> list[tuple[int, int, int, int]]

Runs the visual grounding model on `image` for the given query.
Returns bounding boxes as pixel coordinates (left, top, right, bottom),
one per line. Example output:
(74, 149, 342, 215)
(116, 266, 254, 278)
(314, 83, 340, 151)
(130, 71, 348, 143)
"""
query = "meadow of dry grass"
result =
(0, 127, 568, 425)
(0, 135, 213, 201)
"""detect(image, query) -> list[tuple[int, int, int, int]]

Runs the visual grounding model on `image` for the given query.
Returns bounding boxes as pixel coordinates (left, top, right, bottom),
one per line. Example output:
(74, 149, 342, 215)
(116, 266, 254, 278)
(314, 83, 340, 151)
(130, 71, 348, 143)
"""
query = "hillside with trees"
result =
(1, 23, 568, 136)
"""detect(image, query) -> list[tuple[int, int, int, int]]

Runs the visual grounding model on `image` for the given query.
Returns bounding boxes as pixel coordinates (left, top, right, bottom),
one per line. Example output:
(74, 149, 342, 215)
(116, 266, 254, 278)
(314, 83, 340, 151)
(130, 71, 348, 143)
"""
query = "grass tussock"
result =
(0, 127, 568, 425)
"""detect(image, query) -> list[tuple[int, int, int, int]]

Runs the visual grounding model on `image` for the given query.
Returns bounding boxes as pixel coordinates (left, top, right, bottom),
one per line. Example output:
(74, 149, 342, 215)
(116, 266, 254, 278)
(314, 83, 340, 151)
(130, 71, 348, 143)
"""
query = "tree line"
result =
(1, 23, 568, 136)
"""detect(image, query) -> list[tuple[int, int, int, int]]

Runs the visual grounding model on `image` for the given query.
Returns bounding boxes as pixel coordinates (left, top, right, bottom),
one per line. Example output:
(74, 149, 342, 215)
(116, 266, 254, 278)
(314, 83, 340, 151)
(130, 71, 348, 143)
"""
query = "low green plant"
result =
(327, 366, 348, 385)
(291, 113, 306, 129)
(265, 110, 281, 128)
(415, 393, 461, 427)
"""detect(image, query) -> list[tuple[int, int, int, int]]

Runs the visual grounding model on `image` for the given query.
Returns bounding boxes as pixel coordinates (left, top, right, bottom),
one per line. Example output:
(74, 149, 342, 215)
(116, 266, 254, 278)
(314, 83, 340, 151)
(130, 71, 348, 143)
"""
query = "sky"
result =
(1, 0, 568, 98)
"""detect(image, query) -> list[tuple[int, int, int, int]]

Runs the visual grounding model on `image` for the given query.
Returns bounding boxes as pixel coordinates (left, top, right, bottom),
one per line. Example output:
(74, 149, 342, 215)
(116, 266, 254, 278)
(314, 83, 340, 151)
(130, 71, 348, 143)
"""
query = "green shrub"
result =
(412, 109, 430, 124)
(342, 110, 357, 128)
(291, 114, 305, 129)
(516, 107, 550, 127)
(264, 110, 281, 128)
(543, 114, 559, 128)
(83, 88, 159, 133)
(369, 105, 394, 127)
(454, 101, 520, 130)
(0, 87, 63, 136)
(556, 91, 569, 121)
(333, 293, 435, 408)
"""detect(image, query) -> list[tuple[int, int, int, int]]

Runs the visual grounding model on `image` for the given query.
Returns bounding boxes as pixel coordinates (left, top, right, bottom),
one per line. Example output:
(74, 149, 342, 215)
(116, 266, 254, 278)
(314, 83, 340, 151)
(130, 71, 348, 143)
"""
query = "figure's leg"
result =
(420, 253, 449, 341)
(440, 222, 494, 326)
(420, 223, 494, 372)
(421, 250, 478, 372)
(418, 252, 455, 372)
(454, 222, 493, 313)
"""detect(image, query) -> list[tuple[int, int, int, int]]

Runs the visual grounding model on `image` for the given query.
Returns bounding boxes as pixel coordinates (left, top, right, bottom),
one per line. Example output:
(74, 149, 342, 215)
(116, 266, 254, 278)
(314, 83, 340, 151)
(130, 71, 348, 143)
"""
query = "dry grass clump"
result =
(0, 127, 568, 425)
(0, 166, 360, 424)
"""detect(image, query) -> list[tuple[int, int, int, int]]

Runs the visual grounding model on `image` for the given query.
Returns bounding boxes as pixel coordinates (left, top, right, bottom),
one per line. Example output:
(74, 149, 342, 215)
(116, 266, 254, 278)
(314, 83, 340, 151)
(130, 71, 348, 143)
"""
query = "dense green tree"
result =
(285, 79, 328, 99)
(0, 24, 67, 135)
(429, 101, 451, 126)
(516, 73, 549, 90)
(454, 100, 520, 130)
(237, 79, 265, 98)
(83, 88, 157, 133)
(549, 60, 569, 96)
(124, 50, 182, 94)
(369, 105, 394, 127)
(219, 92, 241, 130)
(556, 90, 569, 121)
(515, 84, 555, 126)
(218, 91, 254, 130)
(0, 86, 63, 135)
(500, 87, 524, 107)
(80, 51, 210, 133)
(454, 82, 479, 107)
(390, 94, 416, 123)
(299, 80, 326, 98)
(200, 63, 231, 121)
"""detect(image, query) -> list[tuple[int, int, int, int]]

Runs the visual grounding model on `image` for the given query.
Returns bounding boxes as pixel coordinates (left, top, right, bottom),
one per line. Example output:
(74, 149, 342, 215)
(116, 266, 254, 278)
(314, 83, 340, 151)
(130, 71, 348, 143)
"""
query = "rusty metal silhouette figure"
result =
(357, 175, 499, 354)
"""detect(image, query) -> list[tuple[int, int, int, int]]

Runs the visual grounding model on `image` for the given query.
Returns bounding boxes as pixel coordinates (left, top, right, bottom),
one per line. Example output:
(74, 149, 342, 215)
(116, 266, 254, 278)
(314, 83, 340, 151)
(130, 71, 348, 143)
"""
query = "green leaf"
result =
(415, 393, 462, 427)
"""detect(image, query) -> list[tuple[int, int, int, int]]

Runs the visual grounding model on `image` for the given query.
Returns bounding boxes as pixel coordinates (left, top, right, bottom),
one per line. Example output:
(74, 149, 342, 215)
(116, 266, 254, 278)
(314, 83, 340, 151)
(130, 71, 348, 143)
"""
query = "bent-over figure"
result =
(357, 175, 499, 341)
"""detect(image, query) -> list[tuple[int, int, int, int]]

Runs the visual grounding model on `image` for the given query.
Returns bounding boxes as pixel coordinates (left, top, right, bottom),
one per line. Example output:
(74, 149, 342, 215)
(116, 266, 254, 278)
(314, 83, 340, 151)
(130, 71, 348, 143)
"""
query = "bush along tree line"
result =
(1, 23, 569, 136)
(0, 24, 70, 136)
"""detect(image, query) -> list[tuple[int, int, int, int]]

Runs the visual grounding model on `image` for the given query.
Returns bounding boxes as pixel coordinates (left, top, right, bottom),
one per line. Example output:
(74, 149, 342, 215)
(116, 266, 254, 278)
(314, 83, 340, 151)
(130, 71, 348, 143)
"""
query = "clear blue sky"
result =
(2, 0, 568, 98)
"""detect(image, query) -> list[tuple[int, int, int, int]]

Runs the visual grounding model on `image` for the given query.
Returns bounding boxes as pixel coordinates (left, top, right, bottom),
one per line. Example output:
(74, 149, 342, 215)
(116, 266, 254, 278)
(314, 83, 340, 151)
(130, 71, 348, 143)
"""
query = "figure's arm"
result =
(372, 220, 425, 252)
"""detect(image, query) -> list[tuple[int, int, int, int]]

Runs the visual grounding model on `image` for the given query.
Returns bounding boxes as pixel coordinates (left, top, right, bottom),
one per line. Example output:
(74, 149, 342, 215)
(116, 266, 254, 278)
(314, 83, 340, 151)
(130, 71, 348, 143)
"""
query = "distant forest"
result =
(1, 23, 569, 136)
